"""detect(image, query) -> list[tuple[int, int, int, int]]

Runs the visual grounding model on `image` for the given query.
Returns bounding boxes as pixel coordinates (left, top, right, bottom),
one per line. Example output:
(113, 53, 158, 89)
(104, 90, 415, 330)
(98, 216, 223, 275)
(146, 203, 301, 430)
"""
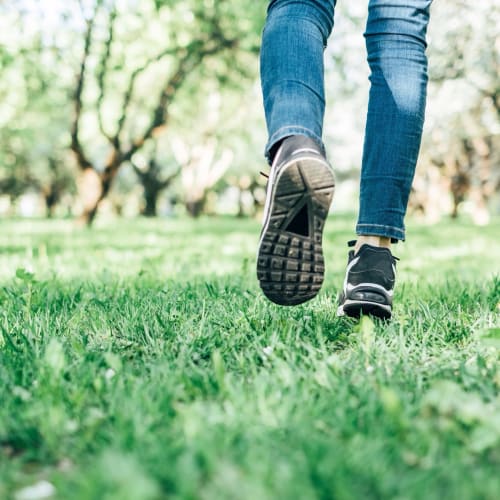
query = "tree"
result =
(0, 2, 77, 215)
(412, 0, 500, 222)
(130, 143, 179, 217)
(69, 0, 263, 224)
(170, 133, 233, 217)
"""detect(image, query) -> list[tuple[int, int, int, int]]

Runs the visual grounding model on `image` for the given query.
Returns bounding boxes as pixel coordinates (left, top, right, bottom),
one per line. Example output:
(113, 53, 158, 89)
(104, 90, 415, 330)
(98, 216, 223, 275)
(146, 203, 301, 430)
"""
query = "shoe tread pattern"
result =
(257, 158, 334, 306)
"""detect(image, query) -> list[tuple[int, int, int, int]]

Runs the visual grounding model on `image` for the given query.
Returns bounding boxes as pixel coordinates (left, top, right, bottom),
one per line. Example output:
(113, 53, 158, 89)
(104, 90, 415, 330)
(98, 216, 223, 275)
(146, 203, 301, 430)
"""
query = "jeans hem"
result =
(265, 126, 324, 164)
(356, 223, 405, 242)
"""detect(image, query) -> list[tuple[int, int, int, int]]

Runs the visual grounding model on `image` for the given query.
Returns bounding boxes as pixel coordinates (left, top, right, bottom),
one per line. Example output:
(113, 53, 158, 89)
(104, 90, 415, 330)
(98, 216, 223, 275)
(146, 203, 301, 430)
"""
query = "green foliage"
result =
(0, 4, 77, 206)
(0, 216, 499, 498)
(0, 0, 266, 217)
(2, 1, 497, 219)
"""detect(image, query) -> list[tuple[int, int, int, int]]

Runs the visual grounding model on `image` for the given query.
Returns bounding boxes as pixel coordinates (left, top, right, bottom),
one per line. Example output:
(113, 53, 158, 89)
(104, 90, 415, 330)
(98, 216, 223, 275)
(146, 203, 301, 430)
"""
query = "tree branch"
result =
(119, 45, 200, 163)
(130, 160, 146, 180)
(113, 45, 180, 145)
(112, 7, 238, 171)
(96, 5, 117, 144)
(70, 13, 96, 170)
(121, 35, 236, 164)
(130, 158, 178, 190)
(159, 166, 181, 189)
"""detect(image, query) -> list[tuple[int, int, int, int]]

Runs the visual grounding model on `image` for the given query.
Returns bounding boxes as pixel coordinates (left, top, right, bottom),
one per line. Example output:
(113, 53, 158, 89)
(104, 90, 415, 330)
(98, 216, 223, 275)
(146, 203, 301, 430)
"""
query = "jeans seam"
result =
(270, 125, 317, 136)
(356, 223, 405, 241)
(357, 223, 404, 232)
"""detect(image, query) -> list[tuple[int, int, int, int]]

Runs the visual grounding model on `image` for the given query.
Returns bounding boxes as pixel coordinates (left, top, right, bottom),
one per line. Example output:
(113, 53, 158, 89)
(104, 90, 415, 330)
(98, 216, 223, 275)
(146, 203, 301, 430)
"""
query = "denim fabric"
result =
(260, 0, 432, 241)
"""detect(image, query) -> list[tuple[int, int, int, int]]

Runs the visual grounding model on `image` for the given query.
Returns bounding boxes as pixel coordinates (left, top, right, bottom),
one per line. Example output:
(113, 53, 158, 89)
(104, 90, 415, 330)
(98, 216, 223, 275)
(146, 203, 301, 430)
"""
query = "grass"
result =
(0, 214, 499, 500)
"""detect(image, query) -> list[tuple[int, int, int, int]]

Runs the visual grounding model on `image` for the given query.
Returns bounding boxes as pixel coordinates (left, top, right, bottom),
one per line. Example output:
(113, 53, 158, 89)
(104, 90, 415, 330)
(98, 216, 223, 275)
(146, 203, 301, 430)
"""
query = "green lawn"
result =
(1, 215, 499, 499)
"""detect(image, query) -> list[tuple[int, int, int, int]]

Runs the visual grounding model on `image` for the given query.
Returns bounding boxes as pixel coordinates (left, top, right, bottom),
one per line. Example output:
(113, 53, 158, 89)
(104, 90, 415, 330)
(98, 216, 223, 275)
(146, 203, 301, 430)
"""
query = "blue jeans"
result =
(261, 0, 432, 241)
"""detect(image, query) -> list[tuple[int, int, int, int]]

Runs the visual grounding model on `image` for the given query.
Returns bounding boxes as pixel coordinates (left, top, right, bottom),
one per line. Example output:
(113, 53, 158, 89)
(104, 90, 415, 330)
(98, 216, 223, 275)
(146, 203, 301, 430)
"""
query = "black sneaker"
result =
(337, 241, 398, 319)
(256, 135, 335, 306)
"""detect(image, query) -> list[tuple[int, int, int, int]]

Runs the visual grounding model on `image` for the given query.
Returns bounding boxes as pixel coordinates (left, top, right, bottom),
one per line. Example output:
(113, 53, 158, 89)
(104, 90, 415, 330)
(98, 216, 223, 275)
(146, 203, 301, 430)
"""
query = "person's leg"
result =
(356, 0, 432, 248)
(260, 0, 336, 163)
(257, 0, 336, 306)
(339, 0, 432, 319)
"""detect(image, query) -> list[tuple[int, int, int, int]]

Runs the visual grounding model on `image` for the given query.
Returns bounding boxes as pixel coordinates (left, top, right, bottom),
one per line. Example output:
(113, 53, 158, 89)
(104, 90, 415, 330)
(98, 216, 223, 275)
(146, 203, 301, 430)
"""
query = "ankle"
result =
(355, 235, 391, 254)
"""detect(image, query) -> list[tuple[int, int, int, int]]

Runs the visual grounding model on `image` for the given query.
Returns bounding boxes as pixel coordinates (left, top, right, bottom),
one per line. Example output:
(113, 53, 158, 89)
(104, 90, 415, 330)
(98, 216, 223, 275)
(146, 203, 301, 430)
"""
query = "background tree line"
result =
(0, 0, 498, 225)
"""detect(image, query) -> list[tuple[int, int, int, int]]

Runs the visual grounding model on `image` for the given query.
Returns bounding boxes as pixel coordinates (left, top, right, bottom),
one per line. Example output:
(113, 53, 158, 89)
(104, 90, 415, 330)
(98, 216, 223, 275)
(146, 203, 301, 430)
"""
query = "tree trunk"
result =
(77, 167, 103, 225)
(185, 197, 205, 218)
(142, 187, 159, 217)
(44, 191, 58, 218)
(82, 203, 100, 226)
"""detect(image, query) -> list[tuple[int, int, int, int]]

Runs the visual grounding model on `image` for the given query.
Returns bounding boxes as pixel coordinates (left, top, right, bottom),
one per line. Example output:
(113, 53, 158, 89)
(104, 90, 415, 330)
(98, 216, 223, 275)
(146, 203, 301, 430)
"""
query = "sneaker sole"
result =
(337, 300, 392, 320)
(257, 156, 335, 306)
